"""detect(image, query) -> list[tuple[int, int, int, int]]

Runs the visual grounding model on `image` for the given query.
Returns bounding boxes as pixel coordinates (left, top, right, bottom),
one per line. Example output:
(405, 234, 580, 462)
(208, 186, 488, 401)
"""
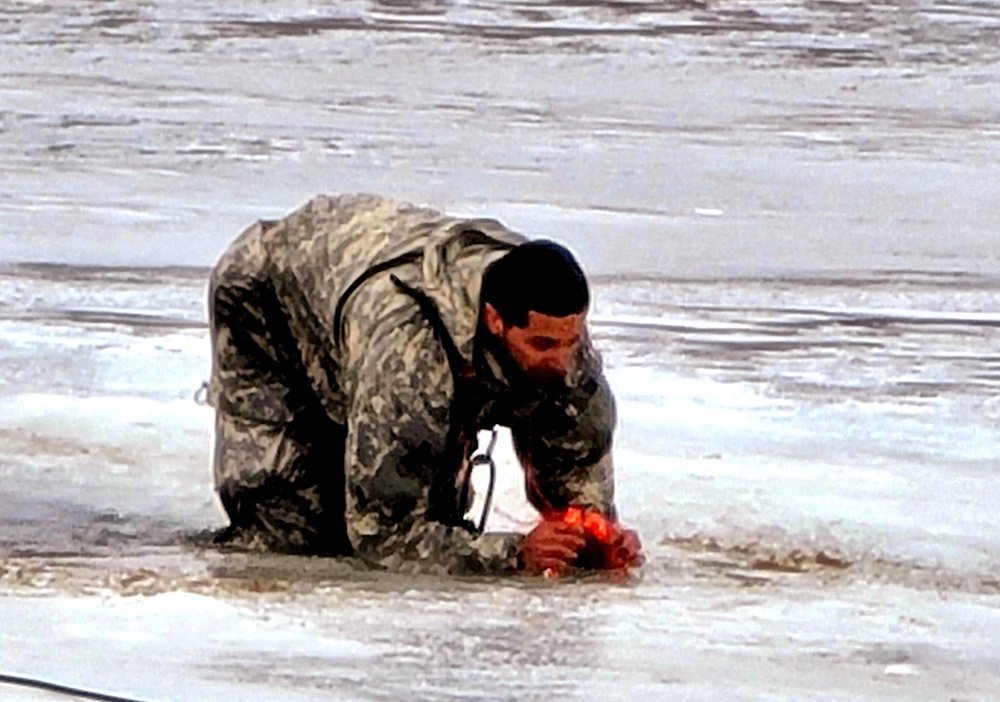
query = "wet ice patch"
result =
(0, 392, 211, 456)
(0, 393, 218, 551)
(0, 592, 376, 702)
(884, 663, 921, 677)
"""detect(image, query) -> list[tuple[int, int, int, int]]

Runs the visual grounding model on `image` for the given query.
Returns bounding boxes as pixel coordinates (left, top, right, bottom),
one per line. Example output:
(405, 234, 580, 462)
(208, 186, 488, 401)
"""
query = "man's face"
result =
(484, 304, 585, 384)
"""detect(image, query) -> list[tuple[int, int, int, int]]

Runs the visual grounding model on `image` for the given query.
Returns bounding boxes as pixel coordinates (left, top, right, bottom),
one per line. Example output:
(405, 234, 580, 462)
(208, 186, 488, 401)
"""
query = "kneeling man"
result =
(208, 194, 642, 575)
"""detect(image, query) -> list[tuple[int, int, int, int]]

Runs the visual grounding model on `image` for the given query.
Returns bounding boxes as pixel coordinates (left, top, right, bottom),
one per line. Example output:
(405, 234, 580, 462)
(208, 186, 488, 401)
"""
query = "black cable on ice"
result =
(0, 672, 158, 702)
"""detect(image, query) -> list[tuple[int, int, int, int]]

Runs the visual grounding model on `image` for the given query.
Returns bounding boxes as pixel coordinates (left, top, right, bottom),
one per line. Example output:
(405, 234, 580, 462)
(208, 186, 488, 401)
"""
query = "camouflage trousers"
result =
(209, 222, 351, 555)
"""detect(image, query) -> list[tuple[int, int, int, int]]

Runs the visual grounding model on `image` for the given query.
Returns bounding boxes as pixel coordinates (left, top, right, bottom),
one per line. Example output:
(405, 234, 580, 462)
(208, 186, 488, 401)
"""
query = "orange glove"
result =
(518, 508, 643, 576)
(517, 517, 586, 576)
(558, 507, 644, 572)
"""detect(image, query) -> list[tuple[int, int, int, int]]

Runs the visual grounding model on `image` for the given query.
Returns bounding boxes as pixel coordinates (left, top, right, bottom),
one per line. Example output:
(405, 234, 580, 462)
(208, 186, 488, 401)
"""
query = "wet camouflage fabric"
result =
(209, 194, 618, 574)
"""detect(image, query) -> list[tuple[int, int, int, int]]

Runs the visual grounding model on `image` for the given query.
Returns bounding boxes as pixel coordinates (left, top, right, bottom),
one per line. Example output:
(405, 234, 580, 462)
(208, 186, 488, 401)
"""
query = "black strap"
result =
(389, 275, 473, 385)
(389, 275, 492, 531)
(468, 428, 499, 534)
(331, 228, 515, 529)
(332, 250, 422, 347)
(388, 275, 477, 466)
(0, 672, 155, 702)
(331, 228, 516, 348)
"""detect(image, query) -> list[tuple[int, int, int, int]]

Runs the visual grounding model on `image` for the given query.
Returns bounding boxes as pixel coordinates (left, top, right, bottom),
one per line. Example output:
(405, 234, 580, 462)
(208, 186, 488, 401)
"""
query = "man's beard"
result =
(476, 324, 574, 392)
(498, 339, 571, 390)
(519, 363, 567, 386)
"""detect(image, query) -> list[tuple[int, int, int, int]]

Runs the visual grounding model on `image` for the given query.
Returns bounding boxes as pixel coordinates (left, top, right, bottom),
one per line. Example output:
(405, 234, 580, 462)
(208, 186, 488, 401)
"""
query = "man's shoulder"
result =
(273, 193, 425, 237)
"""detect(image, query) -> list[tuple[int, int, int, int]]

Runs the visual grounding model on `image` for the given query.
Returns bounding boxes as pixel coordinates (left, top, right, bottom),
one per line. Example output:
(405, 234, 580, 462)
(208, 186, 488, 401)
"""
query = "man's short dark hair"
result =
(481, 240, 590, 327)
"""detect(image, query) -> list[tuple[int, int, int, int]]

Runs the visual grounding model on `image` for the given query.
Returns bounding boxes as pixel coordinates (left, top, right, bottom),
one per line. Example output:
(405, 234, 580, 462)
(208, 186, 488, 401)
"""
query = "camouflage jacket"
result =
(225, 194, 617, 574)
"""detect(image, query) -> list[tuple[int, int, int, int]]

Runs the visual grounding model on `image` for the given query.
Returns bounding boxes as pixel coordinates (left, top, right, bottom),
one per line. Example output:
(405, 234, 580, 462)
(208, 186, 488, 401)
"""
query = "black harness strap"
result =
(331, 228, 516, 532)
(389, 275, 473, 385)
(390, 274, 503, 534)
(331, 228, 516, 348)
(332, 250, 422, 347)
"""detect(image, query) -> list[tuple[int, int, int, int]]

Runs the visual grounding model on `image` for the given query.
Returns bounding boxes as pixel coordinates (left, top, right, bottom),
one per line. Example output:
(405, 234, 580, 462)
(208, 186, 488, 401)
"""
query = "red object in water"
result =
(551, 507, 639, 572)
(583, 510, 610, 542)
(558, 507, 612, 543)
(561, 506, 584, 527)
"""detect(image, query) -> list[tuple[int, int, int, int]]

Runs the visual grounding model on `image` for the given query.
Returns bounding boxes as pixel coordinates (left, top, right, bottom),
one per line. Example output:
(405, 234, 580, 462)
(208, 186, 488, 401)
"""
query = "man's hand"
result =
(518, 511, 644, 576)
(518, 518, 586, 576)
(602, 522, 644, 571)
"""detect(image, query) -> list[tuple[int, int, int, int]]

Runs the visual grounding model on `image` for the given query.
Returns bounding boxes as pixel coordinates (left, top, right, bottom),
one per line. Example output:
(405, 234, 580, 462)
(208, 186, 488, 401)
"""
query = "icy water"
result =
(2, 1, 1000, 700)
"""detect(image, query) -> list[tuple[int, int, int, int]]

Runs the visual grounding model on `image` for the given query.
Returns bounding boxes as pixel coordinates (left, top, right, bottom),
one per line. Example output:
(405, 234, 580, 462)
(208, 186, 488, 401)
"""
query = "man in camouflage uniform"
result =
(209, 193, 641, 575)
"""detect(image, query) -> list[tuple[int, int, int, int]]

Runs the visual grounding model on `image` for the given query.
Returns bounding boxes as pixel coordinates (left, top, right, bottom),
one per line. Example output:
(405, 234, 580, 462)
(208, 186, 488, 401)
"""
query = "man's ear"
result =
(483, 302, 505, 336)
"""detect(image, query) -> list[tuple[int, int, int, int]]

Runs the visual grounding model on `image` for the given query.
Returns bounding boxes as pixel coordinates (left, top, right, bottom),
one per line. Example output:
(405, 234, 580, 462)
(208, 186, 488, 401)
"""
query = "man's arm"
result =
(511, 355, 642, 573)
(512, 365, 618, 516)
(342, 318, 520, 575)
